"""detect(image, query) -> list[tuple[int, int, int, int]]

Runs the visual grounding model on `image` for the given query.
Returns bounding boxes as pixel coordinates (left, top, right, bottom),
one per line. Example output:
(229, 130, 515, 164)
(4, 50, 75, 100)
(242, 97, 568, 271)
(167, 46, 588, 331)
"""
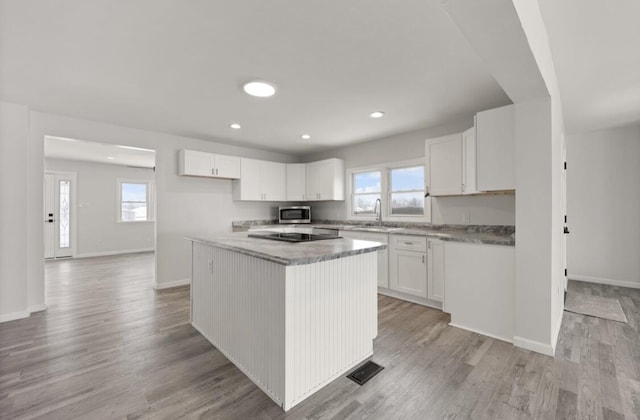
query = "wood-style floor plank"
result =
(1, 254, 639, 419)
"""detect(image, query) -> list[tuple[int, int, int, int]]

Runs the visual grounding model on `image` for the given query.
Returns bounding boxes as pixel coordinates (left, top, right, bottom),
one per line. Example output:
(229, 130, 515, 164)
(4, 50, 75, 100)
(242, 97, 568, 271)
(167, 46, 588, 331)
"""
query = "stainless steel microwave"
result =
(279, 206, 311, 224)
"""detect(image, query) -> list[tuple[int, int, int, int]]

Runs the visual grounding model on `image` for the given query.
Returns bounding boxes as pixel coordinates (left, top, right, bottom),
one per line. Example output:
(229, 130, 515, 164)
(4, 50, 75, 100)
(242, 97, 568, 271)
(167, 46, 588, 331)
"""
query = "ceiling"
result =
(539, 0, 640, 133)
(45, 136, 156, 168)
(3, 2, 636, 152)
(0, 0, 512, 154)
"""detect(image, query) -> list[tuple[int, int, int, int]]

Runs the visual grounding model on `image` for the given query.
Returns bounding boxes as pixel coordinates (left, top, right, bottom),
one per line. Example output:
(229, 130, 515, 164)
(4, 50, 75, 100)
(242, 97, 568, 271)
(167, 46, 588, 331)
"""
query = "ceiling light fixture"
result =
(106, 156, 115, 160)
(301, 134, 311, 140)
(369, 111, 385, 118)
(229, 123, 241, 130)
(242, 80, 276, 97)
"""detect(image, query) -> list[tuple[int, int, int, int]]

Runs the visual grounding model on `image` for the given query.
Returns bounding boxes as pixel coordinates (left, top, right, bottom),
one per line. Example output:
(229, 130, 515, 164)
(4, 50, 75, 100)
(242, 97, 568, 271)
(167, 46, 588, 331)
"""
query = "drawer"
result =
(390, 235, 427, 252)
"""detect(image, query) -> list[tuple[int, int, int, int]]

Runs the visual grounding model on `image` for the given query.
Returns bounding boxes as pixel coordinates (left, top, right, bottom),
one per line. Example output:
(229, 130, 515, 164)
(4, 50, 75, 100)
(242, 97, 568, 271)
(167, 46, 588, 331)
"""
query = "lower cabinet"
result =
(389, 247, 427, 298)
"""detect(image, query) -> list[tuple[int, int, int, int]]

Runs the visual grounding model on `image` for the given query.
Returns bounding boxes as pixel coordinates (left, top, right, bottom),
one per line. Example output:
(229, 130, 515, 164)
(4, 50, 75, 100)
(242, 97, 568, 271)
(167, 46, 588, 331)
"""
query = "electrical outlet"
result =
(208, 259, 214, 274)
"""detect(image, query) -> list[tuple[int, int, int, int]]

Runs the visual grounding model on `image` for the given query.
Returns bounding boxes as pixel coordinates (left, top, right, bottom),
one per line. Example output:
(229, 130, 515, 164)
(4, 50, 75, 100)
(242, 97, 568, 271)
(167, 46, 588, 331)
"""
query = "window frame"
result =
(346, 158, 431, 223)
(350, 169, 383, 217)
(116, 178, 155, 223)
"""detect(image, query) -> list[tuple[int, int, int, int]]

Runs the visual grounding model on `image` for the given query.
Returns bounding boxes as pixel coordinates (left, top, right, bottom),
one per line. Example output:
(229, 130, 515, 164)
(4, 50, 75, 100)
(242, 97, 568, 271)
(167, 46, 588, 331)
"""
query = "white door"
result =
(44, 172, 76, 258)
(425, 134, 463, 196)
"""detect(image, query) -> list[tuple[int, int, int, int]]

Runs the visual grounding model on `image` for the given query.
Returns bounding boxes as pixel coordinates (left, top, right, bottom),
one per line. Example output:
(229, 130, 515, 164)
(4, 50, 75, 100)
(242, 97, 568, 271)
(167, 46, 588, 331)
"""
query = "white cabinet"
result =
(232, 158, 286, 201)
(427, 239, 444, 303)
(425, 134, 463, 196)
(443, 242, 515, 342)
(389, 235, 427, 298)
(178, 149, 241, 179)
(286, 163, 306, 201)
(341, 231, 389, 288)
(462, 127, 478, 195)
(305, 158, 345, 201)
(476, 104, 515, 191)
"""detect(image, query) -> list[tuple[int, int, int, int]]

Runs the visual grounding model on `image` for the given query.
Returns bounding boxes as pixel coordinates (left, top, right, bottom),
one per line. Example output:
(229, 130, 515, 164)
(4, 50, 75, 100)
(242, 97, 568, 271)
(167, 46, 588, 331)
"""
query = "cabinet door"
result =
(462, 127, 477, 195)
(306, 160, 333, 200)
(425, 134, 463, 196)
(261, 161, 286, 201)
(428, 240, 444, 303)
(390, 249, 427, 298)
(214, 154, 241, 179)
(360, 232, 389, 289)
(239, 158, 262, 200)
(179, 150, 214, 177)
(286, 164, 306, 201)
(476, 104, 515, 191)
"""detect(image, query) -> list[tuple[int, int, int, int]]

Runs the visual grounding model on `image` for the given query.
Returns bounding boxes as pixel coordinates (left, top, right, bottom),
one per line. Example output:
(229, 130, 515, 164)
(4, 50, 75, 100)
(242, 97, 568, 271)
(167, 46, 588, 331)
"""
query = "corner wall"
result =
(0, 101, 30, 322)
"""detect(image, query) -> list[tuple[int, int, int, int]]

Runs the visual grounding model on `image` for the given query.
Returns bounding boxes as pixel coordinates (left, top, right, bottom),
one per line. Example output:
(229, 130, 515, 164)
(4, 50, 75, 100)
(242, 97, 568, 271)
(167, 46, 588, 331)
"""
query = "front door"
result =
(44, 172, 76, 258)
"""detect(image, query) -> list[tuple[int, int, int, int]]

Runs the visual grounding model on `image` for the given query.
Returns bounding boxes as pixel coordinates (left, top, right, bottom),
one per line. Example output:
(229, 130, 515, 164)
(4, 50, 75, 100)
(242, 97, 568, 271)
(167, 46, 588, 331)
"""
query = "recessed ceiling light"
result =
(301, 134, 311, 140)
(369, 111, 385, 118)
(243, 80, 276, 97)
(229, 123, 241, 130)
(106, 156, 115, 160)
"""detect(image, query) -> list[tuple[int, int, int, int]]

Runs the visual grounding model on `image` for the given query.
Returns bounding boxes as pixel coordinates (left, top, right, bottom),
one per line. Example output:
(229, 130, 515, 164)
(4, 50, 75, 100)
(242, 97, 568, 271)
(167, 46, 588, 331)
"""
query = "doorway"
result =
(44, 171, 77, 259)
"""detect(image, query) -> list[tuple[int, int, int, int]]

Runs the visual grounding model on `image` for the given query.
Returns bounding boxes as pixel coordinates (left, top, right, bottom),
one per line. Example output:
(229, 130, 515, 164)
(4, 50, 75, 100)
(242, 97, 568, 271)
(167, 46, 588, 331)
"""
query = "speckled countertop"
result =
(232, 220, 516, 246)
(186, 232, 386, 266)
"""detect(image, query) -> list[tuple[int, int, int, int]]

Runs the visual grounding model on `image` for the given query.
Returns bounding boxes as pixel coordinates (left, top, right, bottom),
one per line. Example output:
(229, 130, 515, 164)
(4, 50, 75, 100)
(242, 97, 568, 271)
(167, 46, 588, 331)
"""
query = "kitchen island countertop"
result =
(186, 232, 386, 266)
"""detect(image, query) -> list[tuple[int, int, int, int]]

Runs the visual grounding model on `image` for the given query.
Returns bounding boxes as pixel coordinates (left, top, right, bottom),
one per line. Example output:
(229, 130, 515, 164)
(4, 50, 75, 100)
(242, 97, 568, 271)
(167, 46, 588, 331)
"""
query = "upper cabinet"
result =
(178, 150, 241, 179)
(286, 163, 306, 201)
(305, 158, 345, 201)
(232, 158, 286, 201)
(425, 133, 463, 196)
(425, 104, 515, 197)
(475, 104, 515, 191)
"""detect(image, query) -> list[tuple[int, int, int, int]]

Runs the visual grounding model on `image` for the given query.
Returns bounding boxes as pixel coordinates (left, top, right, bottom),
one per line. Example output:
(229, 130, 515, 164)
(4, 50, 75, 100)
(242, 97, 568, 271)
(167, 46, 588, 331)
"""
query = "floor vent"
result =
(347, 360, 384, 386)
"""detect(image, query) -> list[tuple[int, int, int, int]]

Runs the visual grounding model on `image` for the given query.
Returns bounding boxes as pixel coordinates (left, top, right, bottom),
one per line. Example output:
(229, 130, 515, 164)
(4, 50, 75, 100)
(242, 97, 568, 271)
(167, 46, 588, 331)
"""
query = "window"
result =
(118, 180, 153, 222)
(347, 159, 429, 222)
(389, 166, 425, 216)
(352, 171, 381, 215)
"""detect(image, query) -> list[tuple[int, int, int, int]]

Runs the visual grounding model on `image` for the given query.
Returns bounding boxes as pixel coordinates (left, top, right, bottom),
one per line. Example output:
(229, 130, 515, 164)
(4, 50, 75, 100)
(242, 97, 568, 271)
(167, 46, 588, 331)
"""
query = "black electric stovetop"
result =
(248, 232, 340, 243)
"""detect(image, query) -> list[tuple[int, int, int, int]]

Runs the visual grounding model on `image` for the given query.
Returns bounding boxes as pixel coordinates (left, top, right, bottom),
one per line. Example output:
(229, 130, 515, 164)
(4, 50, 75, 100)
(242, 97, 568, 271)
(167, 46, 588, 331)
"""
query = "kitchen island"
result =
(186, 232, 385, 411)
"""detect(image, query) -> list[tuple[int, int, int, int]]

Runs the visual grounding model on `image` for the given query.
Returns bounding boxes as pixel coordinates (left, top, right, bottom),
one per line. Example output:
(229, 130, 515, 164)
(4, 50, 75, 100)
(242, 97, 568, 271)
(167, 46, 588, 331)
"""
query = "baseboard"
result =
(154, 278, 191, 290)
(448, 322, 513, 344)
(377, 288, 443, 311)
(0, 311, 30, 323)
(551, 311, 564, 354)
(513, 335, 554, 356)
(28, 304, 48, 313)
(74, 248, 155, 259)
(569, 274, 640, 289)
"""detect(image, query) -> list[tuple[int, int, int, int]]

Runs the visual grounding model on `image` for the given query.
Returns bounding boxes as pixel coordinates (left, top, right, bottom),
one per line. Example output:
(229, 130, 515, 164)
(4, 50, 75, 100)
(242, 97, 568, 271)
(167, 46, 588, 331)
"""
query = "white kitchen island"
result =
(186, 232, 385, 411)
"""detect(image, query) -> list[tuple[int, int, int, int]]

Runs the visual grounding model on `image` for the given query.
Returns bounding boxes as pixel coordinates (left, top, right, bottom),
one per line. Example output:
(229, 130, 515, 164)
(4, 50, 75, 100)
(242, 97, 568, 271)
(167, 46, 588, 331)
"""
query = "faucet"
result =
(374, 198, 382, 226)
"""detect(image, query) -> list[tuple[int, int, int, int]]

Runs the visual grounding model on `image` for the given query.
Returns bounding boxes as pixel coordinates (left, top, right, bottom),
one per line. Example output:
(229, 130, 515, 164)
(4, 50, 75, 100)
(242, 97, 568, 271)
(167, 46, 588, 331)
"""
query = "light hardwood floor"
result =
(1, 253, 639, 419)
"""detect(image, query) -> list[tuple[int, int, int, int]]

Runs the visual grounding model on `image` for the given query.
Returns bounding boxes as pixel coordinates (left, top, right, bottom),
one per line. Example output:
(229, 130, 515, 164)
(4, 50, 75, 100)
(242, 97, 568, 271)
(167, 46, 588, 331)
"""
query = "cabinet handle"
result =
(422, 255, 425, 264)
(211, 168, 214, 175)
(216, 168, 218, 175)
(462, 183, 465, 192)
(404, 242, 414, 245)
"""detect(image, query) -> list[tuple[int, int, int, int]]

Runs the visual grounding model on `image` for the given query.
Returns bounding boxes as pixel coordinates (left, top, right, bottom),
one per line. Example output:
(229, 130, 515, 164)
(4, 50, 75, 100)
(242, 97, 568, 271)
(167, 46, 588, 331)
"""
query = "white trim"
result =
(0, 311, 30, 323)
(569, 274, 640, 289)
(449, 322, 513, 344)
(154, 278, 191, 290)
(28, 304, 48, 313)
(513, 335, 555, 356)
(74, 248, 155, 259)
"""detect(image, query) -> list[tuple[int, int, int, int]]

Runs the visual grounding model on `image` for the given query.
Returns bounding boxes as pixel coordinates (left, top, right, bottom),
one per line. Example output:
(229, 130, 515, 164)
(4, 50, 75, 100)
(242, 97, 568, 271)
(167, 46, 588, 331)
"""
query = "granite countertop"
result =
(232, 220, 516, 246)
(186, 232, 386, 266)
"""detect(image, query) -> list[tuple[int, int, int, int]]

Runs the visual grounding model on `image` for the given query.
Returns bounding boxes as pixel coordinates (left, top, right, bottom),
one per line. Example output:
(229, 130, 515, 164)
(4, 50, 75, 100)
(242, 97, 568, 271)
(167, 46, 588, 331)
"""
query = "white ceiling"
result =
(45, 136, 156, 168)
(3, 2, 636, 151)
(0, 0, 512, 154)
(539, 0, 640, 133)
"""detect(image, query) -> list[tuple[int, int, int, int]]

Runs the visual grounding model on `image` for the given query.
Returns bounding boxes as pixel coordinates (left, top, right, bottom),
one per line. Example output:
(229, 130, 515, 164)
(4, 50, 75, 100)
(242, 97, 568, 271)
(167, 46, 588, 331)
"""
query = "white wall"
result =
(0, 101, 30, 322)
(45, 158, 156, 257)
(567, 123, 640, 288)
(303, 121, 516, 226)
